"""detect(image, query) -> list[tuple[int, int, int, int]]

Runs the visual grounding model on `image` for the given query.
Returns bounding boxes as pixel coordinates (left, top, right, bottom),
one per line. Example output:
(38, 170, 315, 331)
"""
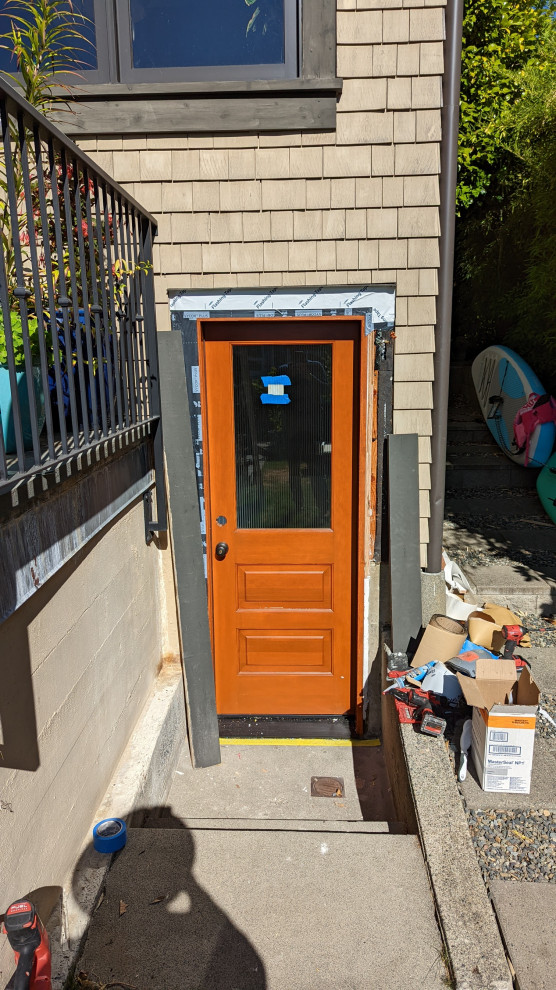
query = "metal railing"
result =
(0, 77, 166, 532)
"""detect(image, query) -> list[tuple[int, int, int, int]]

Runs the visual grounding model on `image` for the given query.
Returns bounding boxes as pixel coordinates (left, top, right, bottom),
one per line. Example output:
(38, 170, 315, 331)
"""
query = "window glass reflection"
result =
(129, 0, 285, 69)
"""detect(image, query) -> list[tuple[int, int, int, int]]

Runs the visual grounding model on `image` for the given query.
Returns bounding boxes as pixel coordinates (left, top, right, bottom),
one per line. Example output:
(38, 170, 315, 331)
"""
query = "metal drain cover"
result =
(310, 776, 345, 798)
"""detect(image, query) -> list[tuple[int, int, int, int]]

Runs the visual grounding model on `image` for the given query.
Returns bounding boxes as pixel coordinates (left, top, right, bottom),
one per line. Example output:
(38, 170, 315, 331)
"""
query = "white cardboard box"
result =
(457, 659, 540, 794)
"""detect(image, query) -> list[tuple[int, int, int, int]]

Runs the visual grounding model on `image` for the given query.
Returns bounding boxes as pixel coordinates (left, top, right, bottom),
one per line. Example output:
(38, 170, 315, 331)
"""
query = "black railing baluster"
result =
(84, 167, 107, 435)
(36, 133, 67, 454)
(0, 100, 25, 470)
(50, 143, 79, 448)
(121, 199, 136, 426)
(13, 112, 42, 465)
(137, 213, 153, 421)
(1, 101, 40, 468)
(124, 202, 140, 425)
(62, 147, 93, 443)
(104, 184, 124, 431)
(18, 113, 56, 466)
(25, 125, 55, 462)
(131, 208, 147, 420)
(113, 193, 131, 427)
(93, 176, 115, 433)
(141, 217, 167, 534)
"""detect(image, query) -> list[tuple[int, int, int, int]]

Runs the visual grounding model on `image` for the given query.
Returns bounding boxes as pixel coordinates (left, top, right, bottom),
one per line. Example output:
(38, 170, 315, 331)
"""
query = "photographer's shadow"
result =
(74, 807, 266, 990)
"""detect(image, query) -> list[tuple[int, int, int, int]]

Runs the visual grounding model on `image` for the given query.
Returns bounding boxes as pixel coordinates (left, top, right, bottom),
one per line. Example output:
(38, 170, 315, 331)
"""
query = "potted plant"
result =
(0, 310, 47, 452)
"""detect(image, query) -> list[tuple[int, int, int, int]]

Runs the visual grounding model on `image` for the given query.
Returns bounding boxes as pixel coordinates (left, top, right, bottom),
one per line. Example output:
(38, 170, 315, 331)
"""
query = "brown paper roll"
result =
(411, 614, 467, 667)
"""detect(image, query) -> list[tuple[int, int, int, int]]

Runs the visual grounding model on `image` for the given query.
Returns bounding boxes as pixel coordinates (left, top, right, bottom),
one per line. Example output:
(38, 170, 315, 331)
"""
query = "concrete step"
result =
(446, 460, 539, 490)
(447, 421, 493, 444)
(446, 442, 513, 459)
(166, 739, 397, 823)
(464, 563, 555, 615)
(78, 827, 448, 990)
(141, 817, 407, 833)
(445, 493, 544, 517)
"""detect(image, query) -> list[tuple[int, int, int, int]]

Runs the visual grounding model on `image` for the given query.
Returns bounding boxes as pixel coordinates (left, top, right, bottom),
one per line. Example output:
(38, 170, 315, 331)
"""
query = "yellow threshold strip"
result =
(219, 738, 381, 747)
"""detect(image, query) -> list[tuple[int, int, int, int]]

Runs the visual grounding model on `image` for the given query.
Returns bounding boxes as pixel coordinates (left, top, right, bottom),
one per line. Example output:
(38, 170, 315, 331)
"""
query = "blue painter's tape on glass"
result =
(260, 374, 291, 404)
(261, 393, 291, 404)
(261, 375, 291, 386)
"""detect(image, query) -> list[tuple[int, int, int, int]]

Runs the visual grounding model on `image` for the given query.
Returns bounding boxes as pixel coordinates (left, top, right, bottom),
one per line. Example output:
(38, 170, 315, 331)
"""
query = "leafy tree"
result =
(457, 0, 554, 210)
(454, 16, 556, 388)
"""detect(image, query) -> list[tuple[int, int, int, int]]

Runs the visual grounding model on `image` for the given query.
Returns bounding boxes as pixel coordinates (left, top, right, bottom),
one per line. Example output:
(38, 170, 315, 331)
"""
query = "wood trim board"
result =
(61, 95, 337, 136)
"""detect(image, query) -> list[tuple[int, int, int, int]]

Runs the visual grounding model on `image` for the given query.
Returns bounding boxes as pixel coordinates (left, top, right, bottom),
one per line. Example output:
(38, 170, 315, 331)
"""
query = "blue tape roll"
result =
(93, 818, 127, 854)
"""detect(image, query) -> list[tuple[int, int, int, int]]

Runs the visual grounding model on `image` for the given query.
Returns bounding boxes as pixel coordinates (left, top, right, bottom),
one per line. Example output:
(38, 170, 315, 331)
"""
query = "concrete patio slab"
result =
(167, 741, 396, 822)
(490, 880, 556, 990)
(78, 827, 448, 990)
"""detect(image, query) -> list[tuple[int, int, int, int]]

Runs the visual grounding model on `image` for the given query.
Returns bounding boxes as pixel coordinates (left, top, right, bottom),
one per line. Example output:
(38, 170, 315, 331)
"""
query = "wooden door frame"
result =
(198, 316, 374, 733)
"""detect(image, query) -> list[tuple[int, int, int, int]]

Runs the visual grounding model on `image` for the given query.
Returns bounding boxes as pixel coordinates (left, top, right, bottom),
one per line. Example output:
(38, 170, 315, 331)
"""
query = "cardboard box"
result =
(457, 659, 540, 794)
(468, 604, 531, 651)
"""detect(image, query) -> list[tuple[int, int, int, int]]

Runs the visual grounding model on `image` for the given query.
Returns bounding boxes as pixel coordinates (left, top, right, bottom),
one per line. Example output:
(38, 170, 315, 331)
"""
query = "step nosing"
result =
(134, 818, 407, 834)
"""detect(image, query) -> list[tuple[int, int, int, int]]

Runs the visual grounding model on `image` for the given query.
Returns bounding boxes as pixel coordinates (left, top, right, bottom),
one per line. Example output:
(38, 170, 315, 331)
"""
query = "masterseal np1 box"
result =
(457, 659, 540, 794)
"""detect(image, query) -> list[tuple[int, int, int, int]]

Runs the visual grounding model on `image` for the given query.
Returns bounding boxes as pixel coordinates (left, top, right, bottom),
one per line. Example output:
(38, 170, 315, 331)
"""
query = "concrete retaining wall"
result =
(0, 496, 167, 984)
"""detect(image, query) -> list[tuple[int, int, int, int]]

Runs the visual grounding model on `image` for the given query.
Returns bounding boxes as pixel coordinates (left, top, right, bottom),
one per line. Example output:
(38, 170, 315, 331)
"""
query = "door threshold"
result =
(218, 715, 357, 740)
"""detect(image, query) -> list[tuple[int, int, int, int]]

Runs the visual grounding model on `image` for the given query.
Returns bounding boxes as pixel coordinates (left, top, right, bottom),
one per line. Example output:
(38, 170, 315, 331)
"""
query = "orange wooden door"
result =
(202, 322, 357, 715)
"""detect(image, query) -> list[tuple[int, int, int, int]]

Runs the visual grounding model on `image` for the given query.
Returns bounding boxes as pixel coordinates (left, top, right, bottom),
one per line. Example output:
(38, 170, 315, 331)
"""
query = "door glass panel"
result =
(233, 344, 332, 529)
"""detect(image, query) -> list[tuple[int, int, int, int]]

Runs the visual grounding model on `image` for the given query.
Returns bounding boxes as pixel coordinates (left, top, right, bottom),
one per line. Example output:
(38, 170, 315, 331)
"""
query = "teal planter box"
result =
(0, 365, 46, 454)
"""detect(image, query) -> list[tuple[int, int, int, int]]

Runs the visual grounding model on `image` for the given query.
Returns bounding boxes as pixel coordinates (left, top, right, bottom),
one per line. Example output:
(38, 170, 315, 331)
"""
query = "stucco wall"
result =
(0, 497, 164, 982)
(78, 0, 446, 564)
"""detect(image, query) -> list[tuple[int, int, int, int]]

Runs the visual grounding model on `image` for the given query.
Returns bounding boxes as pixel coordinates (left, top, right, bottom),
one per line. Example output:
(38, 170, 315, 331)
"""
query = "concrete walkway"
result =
(77, 741, 450, 990)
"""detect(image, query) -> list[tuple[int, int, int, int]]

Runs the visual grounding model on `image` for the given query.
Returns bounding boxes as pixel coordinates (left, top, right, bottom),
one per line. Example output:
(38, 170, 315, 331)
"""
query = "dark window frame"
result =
(54, 0, 340, 135)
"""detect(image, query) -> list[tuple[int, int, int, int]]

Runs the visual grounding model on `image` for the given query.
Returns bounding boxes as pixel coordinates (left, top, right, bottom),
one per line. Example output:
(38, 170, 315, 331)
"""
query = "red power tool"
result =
(391, 687, 447, 738)
(2, 900, 52, 990)
(502, 624, 531, 674)
(502, 624, 527, 657)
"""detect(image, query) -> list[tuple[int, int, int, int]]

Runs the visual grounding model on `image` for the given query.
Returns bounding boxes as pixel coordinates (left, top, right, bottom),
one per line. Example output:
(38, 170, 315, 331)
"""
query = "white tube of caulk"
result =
(458, 719, 472, 782)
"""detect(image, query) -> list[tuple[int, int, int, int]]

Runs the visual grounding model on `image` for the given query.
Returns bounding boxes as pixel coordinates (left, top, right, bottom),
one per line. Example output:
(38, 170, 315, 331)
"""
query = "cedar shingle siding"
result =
(78, 1, 446, 561)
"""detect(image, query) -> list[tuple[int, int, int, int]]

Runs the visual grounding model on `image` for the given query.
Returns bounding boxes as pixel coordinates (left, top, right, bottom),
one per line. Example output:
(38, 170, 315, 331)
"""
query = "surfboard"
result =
(537, 452, 556, 523)
(471, 345, 555, 468)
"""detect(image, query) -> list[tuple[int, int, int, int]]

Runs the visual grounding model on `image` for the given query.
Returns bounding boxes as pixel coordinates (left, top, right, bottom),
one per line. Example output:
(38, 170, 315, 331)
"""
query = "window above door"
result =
(0, 0, 340, 134)
(118, 0, 298, 84)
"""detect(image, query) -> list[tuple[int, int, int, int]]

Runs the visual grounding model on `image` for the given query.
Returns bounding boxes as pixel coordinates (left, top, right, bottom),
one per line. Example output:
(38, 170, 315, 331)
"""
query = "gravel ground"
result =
(466, 809, 556, 885)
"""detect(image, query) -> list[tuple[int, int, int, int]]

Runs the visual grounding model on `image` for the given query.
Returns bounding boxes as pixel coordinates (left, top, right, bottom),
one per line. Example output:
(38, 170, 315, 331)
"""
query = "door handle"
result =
(215, 542, 229, 560)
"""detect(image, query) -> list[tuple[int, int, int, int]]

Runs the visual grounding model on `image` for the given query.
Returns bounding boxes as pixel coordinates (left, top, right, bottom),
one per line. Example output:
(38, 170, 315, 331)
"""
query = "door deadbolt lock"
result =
(215, 542, 229, 560)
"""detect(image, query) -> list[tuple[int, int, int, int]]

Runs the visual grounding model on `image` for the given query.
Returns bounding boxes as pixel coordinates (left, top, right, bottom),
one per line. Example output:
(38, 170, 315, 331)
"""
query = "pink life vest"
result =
(513, 392, 556, 465)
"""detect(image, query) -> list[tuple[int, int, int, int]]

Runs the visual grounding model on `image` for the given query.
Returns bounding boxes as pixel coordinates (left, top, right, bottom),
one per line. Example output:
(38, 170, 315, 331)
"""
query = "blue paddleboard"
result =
(472, 345, 555, 468)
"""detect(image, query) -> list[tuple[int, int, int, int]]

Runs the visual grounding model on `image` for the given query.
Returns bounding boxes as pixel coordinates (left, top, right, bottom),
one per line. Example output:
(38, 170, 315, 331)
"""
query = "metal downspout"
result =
(426, 0, 464, 573)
